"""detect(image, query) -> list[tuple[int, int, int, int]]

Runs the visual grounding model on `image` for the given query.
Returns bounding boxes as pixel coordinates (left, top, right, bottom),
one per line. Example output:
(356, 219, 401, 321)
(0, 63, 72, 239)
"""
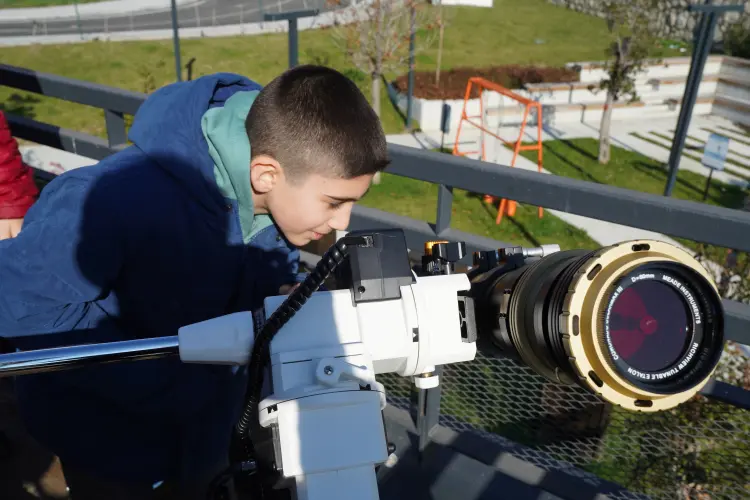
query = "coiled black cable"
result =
(233, 235, 371, 467)
(208, 234, 371, 500)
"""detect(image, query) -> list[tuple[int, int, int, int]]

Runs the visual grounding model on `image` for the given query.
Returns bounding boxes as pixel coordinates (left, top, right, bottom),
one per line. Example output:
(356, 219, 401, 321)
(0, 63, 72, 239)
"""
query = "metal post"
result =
(73, 0, 84, 40)
(412, 366, 443, 456)
(104, 109, 128, 149)
(664, 2, 712, 196)
(440, 102, 451, 151)
(702, 168, 714, 201)
(264, 9, 319, 69)
(406, 3, 416, 130)
(663, 0, 744, 196)
(289, 17, 299, 68)
(435, 184, 453, 235)
(171, 0, 183, 82)
(186, 57, 197, 81)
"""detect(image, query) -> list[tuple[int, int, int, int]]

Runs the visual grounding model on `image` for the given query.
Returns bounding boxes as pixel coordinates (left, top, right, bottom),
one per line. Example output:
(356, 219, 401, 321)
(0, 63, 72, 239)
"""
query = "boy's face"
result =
(251, 156, 374, 247)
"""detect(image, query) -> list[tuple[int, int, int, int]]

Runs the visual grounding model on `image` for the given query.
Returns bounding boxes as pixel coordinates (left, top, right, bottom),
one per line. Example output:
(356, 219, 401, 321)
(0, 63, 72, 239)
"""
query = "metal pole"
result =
(414, 365, 443, 457)
(73, 0, 84, 40)
(406, 3, 416, 130)
(0, 337, 179, 378)
(171, 0, 183, 82)
(289, 17, 298, 68)
(664, 3, 711, 196)
(662, 0, 745, 196)
(263, 10, 318, 69)
(702, 168, 714, 201)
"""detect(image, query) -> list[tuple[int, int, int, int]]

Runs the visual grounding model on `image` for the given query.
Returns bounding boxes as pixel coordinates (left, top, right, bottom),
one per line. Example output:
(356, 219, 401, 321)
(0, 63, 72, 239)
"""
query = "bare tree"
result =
(328, 0, 439, 117)
(597, 0, 660, 164)
(433, 2, 456, 85)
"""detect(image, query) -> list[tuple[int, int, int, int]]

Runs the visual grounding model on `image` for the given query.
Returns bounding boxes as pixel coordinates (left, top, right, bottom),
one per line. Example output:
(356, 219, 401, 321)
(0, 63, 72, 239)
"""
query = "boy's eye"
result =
(329, 201, 343, 209)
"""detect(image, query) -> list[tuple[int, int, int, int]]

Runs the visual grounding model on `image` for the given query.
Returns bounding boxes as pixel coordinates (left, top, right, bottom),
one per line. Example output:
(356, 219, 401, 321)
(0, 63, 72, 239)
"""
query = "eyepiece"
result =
(469, 240, 724, 412)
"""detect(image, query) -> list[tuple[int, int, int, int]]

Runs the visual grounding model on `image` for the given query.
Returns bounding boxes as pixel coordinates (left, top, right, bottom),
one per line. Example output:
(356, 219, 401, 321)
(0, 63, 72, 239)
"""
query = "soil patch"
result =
(392, 65, 580, 100)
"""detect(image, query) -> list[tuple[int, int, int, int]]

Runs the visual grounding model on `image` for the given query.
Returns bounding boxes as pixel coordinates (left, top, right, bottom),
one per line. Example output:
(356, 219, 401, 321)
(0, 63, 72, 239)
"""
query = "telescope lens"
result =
(470, 241, 725, 412)
(608, 279, 689, 373)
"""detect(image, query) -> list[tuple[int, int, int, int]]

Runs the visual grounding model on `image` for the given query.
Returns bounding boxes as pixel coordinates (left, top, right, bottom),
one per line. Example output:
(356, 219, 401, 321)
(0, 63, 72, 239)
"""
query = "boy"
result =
(0, 65, 389, 499)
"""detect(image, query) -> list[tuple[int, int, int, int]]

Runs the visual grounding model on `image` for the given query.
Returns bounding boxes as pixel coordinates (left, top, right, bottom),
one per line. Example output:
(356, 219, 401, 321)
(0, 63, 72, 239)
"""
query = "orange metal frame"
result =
(452, 77, 544, 224)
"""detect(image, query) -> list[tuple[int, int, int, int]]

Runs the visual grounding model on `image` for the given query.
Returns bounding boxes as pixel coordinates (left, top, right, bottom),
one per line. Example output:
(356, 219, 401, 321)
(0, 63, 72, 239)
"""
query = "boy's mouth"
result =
(312, 231, 323, 240)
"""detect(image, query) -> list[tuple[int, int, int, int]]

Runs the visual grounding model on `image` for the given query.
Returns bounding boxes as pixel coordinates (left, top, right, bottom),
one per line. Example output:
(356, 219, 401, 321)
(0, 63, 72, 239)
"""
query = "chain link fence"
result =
(380, 343, 750, 500)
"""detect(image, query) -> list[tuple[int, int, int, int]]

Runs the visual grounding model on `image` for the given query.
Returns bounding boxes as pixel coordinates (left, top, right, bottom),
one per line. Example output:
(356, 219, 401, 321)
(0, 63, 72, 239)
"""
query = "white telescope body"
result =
(256, 272, 476, 500)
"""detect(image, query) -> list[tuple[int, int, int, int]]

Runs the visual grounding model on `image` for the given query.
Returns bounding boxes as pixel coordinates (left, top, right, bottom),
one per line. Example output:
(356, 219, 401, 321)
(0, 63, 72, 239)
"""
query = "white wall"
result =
(396, 55, 749, 133)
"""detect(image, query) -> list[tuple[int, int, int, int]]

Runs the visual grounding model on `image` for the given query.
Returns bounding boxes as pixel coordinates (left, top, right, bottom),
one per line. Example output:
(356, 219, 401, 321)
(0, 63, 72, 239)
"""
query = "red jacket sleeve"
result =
(0, 111, 39, 219)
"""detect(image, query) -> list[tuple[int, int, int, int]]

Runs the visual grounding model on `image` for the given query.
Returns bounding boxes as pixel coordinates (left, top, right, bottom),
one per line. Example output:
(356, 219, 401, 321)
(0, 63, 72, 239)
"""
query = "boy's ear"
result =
(250, 155, 282, 194)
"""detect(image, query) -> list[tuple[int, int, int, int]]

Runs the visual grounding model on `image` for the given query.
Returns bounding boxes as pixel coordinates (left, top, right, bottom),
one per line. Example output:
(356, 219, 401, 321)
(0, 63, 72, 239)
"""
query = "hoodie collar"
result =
(200, 90, 273, 243)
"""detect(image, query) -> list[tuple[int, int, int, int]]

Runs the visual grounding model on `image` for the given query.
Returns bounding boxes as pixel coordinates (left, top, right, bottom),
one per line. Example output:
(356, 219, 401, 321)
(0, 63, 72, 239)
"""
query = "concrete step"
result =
(644, 131, 750, 177)
(664, 128, 750, 168)
(712, 95, 750, 128)
(471, 95, 715, 128)
(523, 75, 720, 106)
(685, 125, 750, 157)
(567, 55, 725, 84)
(716, 77, 750, 105)
(628, 132, 749, 187)
(718, 55, 750, 82)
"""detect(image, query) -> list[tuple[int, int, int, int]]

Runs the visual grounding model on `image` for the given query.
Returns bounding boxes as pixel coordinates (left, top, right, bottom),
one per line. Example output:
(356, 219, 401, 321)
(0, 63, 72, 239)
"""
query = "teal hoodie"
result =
(201, 90, 274, 242)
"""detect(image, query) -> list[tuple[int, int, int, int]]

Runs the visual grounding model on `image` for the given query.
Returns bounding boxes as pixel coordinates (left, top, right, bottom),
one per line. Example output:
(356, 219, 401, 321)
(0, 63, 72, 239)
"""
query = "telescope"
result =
(0, 229, 725, 500)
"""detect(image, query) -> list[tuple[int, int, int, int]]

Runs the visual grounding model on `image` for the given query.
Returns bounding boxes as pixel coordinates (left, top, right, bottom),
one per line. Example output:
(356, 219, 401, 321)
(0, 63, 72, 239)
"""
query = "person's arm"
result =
(0, 112, 39, 239)
(0, 172, 123, 342)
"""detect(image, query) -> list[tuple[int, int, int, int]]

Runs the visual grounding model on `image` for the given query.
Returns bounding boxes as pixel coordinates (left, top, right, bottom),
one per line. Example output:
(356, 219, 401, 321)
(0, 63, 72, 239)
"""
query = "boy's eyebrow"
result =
(326, 186, 371, 202)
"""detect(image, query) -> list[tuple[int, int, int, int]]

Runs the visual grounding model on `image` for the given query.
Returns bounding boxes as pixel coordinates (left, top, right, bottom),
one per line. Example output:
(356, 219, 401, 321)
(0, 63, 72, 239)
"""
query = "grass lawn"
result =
(521, 138, 748, 253)
(1, 0, 684, 138)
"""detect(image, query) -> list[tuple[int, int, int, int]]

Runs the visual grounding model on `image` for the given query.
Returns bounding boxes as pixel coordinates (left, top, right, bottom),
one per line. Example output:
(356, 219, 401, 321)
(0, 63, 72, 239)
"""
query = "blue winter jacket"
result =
(0, 73, 300, 484)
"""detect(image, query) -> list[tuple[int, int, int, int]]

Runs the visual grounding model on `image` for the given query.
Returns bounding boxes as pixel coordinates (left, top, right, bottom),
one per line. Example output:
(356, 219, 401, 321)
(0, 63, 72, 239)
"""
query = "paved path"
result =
(0, 0, 333, 41)
(423, 114, 750, 186)
(386, 114, 749, 257)
(1, 0, 199, 22)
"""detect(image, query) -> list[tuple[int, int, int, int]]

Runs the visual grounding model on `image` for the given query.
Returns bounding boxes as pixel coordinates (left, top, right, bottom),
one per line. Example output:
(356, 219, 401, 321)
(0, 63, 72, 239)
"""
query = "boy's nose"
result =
(329, 205, 352, 231)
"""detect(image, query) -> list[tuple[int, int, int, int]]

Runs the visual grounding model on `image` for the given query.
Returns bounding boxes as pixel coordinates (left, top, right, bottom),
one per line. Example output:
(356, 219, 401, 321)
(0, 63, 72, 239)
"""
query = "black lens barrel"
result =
(473, 250, 594, 385)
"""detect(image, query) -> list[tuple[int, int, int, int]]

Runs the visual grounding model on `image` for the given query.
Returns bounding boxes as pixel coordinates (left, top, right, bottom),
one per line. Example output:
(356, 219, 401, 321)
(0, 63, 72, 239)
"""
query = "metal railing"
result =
(3, 63, 749, 499)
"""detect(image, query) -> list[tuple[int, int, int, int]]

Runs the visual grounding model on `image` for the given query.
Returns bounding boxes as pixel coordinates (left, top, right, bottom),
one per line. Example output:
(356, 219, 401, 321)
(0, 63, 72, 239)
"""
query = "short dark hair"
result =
(246, 65, 389, 183)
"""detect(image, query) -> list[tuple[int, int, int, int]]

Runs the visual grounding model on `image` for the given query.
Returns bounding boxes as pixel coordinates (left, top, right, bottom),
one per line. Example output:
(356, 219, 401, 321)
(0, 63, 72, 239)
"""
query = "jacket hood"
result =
(128, 73, 263, 212)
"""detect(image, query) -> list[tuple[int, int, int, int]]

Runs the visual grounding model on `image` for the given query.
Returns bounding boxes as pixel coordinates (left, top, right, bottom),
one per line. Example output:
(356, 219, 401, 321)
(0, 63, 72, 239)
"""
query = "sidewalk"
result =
(1, 0, 202, 23)
(0, 1, 339, 46)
